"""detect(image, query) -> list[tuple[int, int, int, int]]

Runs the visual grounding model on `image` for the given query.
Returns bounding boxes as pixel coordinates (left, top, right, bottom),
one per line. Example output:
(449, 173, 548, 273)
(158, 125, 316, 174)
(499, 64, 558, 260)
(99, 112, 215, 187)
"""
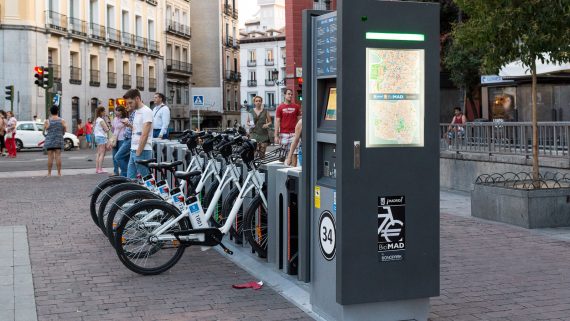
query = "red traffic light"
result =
(297, 77, 303, 84)
(34, 66, 44, 74)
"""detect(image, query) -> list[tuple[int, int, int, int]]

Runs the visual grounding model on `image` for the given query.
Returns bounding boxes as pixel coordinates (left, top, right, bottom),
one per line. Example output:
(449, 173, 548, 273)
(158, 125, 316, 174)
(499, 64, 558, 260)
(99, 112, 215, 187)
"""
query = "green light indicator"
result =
(366, 32, 425, 42)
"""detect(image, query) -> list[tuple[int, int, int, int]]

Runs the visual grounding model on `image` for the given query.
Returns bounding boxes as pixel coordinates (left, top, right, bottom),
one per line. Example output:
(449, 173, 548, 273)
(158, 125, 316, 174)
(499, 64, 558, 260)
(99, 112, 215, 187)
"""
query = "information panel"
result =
(315, 15, 337, 77)
(366, 49, 425, 147)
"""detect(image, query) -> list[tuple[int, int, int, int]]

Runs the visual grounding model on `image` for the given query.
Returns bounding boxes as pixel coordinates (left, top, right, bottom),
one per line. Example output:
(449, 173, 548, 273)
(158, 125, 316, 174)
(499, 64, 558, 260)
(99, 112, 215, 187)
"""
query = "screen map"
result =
(366, 49, 424, 147)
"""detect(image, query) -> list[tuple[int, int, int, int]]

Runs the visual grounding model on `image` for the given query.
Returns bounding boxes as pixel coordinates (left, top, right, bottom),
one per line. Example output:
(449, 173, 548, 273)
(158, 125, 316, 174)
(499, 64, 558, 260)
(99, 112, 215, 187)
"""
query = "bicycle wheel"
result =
(243, 193, 268, 258)
(219, 186, 241, 240)
(203, 180, 223, 227)
(105, 190, 163, 248)
(97, 182, 148, 236)
(115, 199, 189, 275)
(89, 176, 130, 228)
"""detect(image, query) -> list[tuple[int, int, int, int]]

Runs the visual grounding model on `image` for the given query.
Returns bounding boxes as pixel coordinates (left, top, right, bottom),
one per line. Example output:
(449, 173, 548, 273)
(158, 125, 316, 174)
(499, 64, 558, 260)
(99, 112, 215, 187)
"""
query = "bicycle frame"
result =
(203, 161, 242, 221)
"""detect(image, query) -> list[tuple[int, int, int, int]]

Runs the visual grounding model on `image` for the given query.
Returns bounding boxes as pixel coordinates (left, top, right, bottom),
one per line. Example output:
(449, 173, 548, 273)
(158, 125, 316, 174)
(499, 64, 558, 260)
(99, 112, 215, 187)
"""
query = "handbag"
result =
(107, 134, 117, 148)
(5, 132, 13, 139)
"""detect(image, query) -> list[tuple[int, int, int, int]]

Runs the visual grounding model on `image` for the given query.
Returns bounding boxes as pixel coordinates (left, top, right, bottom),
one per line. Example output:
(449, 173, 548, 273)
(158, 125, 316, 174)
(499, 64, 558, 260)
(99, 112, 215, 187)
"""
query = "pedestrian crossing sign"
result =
(193, 95, 204, 107)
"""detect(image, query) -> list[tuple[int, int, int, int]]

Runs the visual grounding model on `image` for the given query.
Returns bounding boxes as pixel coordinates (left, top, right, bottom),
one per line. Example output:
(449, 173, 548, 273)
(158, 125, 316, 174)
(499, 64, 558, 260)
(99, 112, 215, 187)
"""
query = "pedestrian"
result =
(274, 88, 301, 157)
(94, 107, 110, 173)
(246, 96, 272, 158)
(111, 106, 127, 176)
(152, 92, 170, 139)
(447, 107, 467, 145)
(4, 111, 18, 158)
(43, 105, 67, 176)
(0, 110, 6, 157)
(33, 115, 38, 123)
(75, 119, 84, 149)
(85, 118, 94, 149)
(284, 119, 302, 167)
(114, 102, 135, 177)
(124, 89, 153, 179)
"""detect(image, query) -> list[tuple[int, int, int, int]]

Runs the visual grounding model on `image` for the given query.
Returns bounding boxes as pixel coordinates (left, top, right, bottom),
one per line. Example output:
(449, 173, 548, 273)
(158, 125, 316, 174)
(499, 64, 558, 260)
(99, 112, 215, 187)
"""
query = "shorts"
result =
(447, 128, 465, 139)
(279, 133, 295, 146)
(95, 136, 108, 146)
(86, 134, 92, 143)
(47, 147, 62, 151)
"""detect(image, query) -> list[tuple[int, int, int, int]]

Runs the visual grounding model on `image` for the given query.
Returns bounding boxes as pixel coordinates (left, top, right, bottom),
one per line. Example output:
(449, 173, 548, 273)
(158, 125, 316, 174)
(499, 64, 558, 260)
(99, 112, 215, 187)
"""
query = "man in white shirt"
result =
(152, 93, 170, 139)
(123, 89, 153, 179)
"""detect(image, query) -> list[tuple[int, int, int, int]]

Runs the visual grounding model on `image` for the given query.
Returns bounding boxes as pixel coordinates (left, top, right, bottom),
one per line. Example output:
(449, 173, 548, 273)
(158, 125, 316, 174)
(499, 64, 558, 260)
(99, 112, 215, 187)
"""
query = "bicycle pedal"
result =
(219, 242, 233, 255)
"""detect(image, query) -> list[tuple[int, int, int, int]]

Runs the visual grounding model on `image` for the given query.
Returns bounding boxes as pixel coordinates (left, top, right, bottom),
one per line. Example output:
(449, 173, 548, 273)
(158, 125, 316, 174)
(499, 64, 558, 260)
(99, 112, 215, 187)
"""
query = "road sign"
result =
(52, 94, 60, 106)
(318, 210, 336, 261)
(193, 95, 204, 107)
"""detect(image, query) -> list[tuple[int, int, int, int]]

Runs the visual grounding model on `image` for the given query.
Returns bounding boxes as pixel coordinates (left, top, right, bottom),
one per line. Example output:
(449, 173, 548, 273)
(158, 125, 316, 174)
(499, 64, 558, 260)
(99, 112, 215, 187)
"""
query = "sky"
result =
(238, 0, 260, 28)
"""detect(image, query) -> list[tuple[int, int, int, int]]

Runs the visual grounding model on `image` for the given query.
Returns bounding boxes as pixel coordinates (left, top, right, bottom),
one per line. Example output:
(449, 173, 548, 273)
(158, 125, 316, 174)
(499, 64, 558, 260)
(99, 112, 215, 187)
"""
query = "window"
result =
(266, 49, 273, 61)
(122, 10, 129, 33)
(148, 20, 155, 40)
(17, 123, 35, 131)
(135, 15, 142, 37)
(106, 5, 115, 28)
(249, 71, 256, 80)
(266, 92, 276, 107)
(248, 50, 256, 62)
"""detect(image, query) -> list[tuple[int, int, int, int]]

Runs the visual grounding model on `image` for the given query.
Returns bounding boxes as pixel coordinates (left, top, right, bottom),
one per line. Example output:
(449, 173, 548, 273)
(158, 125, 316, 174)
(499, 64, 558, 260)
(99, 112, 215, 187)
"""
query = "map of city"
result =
(366, 49, 424, 147)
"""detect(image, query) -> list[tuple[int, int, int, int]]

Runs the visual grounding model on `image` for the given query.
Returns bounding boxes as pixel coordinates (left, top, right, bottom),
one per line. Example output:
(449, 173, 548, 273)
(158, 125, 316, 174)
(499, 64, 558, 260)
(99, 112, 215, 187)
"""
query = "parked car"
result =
(14, 121, 79, 151)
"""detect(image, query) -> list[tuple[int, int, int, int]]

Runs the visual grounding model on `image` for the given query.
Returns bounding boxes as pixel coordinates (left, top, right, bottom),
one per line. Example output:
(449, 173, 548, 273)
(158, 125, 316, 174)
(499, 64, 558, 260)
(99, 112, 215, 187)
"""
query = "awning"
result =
(499, 56, 570, 78)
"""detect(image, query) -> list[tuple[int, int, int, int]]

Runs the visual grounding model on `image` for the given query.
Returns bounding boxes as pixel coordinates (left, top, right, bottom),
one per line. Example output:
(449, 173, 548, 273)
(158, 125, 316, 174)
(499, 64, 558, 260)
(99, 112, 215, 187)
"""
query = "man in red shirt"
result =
(274, 89, 301, 154)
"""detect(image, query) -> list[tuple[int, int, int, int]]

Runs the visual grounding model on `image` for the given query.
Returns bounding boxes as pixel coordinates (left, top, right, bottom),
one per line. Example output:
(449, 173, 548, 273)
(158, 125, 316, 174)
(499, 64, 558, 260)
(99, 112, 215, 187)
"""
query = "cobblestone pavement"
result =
(0, 175, 311, 321)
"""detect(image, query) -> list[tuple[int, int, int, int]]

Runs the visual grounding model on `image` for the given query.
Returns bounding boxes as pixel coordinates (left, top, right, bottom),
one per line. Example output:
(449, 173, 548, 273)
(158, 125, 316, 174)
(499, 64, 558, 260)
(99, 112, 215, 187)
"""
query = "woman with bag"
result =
(4, 111, 17, 158)
(110, 106, 127, 176)
(44, 105, 67, 176)
(94, 107, 110, 174)
(246, 96, 272, 158)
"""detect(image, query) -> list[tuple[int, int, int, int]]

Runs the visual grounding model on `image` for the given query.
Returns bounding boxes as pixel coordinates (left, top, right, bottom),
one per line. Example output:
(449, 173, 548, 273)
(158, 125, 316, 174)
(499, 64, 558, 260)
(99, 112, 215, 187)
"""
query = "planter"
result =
(472, 183, 570, 228)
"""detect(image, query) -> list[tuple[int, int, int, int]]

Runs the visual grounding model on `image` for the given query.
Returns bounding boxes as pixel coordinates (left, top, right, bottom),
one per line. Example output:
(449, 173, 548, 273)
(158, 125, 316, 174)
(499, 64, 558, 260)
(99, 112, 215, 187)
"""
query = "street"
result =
(0, 148, 114, 173)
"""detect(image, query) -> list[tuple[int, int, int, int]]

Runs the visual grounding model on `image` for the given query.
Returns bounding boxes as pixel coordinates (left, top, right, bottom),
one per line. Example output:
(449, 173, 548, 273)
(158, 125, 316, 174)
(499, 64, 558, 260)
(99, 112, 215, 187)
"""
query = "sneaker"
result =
(98, 169, 108, 174)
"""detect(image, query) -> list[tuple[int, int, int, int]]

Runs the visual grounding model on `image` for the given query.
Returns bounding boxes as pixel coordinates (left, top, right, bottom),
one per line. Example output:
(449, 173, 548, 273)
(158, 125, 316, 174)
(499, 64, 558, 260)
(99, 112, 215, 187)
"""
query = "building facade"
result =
(164, 0, 192, 131)
(191, 0, 240, 129)
(0, 0, 164, 133)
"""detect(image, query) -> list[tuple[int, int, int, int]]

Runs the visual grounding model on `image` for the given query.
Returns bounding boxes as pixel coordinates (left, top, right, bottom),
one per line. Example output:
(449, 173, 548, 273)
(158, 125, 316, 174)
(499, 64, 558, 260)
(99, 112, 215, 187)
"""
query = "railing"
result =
(149, 78, 157, 91)
(135, 36, 147, 50)
(148, 40, 159, 54)
(107, 72, 117, 88)
(146, 0, 157, 5)
(247, 60, 256, 67)
(167, 20, 191, 38)
(69, 17, 87, 36)
(166, 59, 193, 74)
(122, 32, 135, 48)
(227, 36, 234, 47)
(265, 59, 274, 66)
(232, 39, 239, 49)
(90, 22, 106, 40)
(247, 80, 257, 87)
(441, 122, 570, 160)
(123, 74, 131, 89)
(136, 76, 144, 90)
(107, 27, 121, 44)
(232, 8, 238, 19)
(70, 67, 81, 84)
(89, 70, 100, 86)
(265, 79, 275, 86)
(45, 11, 67, 31)
(49, 64, 61, 82)
(282, 56, 287, 64)
(224, 4, 233, 16)
(225, 70, 240, 82)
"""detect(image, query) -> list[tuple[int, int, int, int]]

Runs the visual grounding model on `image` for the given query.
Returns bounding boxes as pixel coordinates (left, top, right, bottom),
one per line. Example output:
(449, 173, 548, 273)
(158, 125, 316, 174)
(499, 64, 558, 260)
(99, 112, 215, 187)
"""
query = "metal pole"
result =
(198, 108, 200, 131)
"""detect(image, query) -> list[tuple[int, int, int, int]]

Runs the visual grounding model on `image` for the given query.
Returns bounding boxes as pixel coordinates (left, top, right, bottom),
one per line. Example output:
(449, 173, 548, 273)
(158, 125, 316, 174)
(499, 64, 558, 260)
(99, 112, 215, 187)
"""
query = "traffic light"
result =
(34, 66, 44, 88)
(42, 66, 54, 89)
(5, 85, 13, 102)
(297, 77, 303, 101)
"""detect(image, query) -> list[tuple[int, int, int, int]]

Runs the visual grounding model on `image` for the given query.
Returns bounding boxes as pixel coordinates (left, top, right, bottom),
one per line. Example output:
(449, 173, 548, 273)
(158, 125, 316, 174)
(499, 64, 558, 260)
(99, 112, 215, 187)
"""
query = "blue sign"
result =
(52, 94, 60, 106)
(193, 95, 204, 107)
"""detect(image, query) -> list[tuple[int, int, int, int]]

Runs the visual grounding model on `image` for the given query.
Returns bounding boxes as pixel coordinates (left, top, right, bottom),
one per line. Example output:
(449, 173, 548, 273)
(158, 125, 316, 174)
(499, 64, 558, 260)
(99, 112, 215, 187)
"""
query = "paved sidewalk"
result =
(0, 226, 37, 321)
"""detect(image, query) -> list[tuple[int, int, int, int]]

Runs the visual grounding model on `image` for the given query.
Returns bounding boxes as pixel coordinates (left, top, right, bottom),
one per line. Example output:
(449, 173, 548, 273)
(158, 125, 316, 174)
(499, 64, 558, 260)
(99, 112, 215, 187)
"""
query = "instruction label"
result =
(377, 196, 406, 262)
(314, 186, 321, 209)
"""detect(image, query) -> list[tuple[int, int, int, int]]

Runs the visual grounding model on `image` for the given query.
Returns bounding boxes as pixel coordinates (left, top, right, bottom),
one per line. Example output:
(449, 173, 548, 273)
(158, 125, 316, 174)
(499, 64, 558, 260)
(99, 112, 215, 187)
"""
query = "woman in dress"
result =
(94, 107, 110, 173)
(44, 105, 67, 176)
(4, 111, 17, 158)
(246, 96, 272, 158)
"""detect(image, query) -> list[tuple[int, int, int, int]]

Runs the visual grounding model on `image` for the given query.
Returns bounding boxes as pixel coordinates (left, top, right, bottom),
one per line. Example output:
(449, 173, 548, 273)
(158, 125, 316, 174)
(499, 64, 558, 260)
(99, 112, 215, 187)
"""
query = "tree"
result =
(452, 0, 570, 182)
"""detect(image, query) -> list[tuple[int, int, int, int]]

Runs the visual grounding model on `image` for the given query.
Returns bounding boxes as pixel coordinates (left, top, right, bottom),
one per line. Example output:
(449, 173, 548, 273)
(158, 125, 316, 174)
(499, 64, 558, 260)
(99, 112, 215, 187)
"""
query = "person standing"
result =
(5, 111, 18, 158)
(0, 110, 6, 157)
(274, 89, 301, 155)
(114, 103, 135, 177)
(93, 107, 110, 173)
(152, 93, 170, 139)
(75, 119, 85, 149)
(85, 118, 94, 149)
(111, 106, 127, 176)
(246, 96, 272, 158)
(125, 89, 153, 179)
(44, 105, 67, 176)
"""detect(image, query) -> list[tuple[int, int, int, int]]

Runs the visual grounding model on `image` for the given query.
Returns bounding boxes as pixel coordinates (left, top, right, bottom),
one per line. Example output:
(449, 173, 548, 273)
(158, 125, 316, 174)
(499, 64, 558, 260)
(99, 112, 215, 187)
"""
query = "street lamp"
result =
(169, 88, 175, 104)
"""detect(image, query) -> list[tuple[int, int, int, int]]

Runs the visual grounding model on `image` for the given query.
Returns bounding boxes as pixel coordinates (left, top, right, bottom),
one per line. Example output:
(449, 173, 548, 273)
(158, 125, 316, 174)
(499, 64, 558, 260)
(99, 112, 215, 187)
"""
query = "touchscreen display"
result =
(324, 87, 337, 121)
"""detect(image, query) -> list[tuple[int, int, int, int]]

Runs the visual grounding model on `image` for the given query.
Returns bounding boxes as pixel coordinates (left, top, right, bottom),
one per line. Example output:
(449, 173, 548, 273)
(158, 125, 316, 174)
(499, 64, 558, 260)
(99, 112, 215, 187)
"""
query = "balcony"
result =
(265, 59, 275, 66)
(282, 56, 286, 65)
(146, 0, 157, 5)
(167, 20, 191, 39)
(70, 67, 81, 85)
(149, 78, 157, 92)
(45, 11, 67, 32)
(123, 74, 131, 90)
(224, 4, 233, 16)
(247, 60, 256, 67)
(135, 36, 147, 51)
(49, 64, 61, 82)
(136, 76, 144, 90)
(148, 40, 159, 54)
(225, 36, 234, 47)
(265, 79, 275, 86)
(232, 8, 238, 20)
(69, 17, 87, 37)
(232, 39, 239, 49)
(107, 27, 121, 45)
(107, 72, 117, 88)
(225, 70, 241, 82)
(166, 59, 193, 75)
(247, 80, 257, 87)
(122, 32, 135, 48)
(89, 70, 100, 87)
(90, 22, 106, 41)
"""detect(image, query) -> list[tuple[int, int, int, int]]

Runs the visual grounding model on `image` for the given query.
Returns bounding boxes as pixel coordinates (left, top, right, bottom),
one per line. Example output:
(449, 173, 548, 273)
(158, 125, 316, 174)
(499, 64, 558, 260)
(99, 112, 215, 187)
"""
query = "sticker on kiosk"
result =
(377, 195, 406, 262)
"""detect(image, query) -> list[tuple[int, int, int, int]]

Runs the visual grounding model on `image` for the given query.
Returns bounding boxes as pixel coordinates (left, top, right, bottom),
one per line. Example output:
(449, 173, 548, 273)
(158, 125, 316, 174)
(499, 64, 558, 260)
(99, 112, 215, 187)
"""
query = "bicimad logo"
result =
(380, 198, 386, 206)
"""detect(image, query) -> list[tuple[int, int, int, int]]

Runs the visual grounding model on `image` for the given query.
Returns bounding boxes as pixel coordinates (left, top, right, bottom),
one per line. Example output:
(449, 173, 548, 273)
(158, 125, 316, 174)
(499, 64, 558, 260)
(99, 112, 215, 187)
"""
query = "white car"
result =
(15, 121, 80, 151)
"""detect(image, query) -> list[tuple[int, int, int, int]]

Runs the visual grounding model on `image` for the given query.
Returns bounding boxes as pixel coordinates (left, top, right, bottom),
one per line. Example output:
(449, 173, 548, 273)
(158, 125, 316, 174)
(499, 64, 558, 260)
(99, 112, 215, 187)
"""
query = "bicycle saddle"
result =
(148, 160, 184, 170)
(135, 158, 157, 166)
(173, 170, 201, 180)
